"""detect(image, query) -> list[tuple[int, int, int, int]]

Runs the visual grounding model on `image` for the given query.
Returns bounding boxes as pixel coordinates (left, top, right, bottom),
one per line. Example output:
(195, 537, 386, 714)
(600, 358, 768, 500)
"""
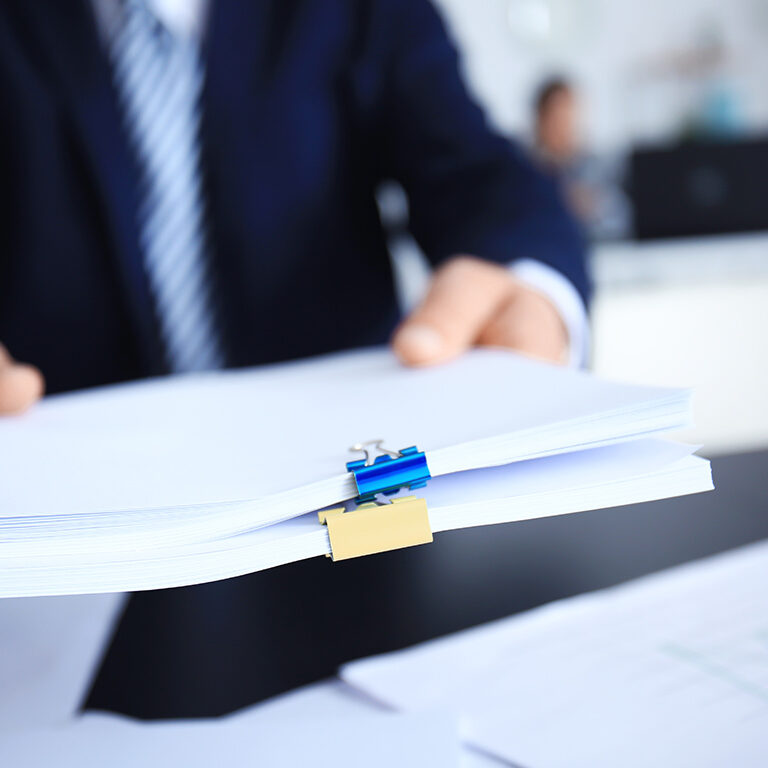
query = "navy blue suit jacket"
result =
(0, 0, 589, 395)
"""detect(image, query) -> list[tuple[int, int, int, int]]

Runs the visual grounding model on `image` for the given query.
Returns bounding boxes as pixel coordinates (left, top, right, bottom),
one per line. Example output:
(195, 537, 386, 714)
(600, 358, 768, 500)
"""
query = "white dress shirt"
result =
(510, 259, 589, 367)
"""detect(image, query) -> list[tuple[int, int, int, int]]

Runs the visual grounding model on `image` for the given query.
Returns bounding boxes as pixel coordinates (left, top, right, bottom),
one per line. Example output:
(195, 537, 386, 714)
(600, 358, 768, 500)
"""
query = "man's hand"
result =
(0, 344, 44, 414)
(392, 256, 568, 366)
(0, 259, 565, 415)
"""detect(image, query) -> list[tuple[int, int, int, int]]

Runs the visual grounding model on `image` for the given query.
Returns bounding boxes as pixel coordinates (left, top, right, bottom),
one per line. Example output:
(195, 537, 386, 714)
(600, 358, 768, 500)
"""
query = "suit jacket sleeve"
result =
(372, 0, 591, 306)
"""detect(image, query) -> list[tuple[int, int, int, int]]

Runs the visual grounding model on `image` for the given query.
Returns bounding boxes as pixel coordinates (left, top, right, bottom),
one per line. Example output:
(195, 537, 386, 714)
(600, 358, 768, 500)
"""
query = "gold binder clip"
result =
(318, 496, 433, 561)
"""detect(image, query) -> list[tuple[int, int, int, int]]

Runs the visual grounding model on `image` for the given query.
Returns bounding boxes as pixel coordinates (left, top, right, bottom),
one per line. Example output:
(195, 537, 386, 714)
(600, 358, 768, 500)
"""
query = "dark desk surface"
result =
(86, 449, 768, 719)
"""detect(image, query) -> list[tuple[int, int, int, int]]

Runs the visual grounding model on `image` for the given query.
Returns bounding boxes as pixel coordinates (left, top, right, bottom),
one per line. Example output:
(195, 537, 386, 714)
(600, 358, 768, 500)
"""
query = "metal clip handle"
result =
(346, 443, 431, 503)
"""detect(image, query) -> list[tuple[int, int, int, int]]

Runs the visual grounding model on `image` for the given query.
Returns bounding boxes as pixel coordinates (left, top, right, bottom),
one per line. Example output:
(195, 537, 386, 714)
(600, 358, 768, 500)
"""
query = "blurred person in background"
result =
(533, 76, 630, 241)
(0, 0, 590, 711)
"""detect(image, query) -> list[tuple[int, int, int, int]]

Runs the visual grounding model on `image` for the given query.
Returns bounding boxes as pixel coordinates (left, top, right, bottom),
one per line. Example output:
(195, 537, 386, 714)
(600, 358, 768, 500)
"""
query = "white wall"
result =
(591, 237, 768, 454)
(432, 0, 768, 150)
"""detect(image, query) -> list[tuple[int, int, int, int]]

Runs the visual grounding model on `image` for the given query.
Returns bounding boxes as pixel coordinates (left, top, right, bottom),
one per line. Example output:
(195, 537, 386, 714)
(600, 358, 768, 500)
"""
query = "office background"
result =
(389, 0, 768, 454)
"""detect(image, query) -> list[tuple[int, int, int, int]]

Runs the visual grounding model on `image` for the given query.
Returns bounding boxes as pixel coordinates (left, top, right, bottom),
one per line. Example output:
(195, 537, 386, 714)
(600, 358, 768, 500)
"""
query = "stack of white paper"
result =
(0, 348, 711, 597)
(341, 541, 768, 768)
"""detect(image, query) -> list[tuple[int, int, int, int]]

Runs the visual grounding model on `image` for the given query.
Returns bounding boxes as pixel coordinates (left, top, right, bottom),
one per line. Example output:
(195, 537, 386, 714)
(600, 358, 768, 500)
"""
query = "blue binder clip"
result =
(347, 440, 431, 504)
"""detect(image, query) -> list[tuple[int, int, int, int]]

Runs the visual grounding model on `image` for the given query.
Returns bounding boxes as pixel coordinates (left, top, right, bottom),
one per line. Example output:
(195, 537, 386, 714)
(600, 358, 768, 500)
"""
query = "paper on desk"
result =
(342, 540, 768, 768)
(0, 593, 126, 727)
(228, 679, 502, 768)
(0, 348, 690, 530)
(0, 709, 459, 768)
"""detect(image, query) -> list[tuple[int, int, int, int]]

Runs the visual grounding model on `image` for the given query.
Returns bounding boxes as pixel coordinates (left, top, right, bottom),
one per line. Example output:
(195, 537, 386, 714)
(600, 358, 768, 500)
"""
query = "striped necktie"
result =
(108, 0, 223, 372)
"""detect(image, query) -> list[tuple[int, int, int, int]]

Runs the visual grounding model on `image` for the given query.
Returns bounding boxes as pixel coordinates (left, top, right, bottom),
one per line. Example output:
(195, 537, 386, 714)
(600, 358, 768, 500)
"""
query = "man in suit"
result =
(0, 0, 590, 715)
(0, 0, 588, 415)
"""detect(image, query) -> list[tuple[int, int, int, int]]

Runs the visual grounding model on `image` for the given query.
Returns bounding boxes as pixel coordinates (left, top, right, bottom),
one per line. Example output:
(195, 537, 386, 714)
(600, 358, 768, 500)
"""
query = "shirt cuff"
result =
(509, 259, 589, 368)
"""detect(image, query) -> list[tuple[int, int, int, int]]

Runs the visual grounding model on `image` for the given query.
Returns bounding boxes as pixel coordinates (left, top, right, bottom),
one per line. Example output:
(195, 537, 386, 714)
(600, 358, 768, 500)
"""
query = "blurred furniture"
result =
(86, 448, 768, 719)
(592, 232, 768, 453)
(630, 138, 768, 240)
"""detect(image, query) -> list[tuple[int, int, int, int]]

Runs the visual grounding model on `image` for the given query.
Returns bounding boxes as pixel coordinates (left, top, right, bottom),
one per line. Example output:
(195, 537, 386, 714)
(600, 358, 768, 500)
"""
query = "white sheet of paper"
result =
(0, 593, 125, 727)
(0, 709, 459, 768)
(0, 348, 690, 530)
(342, 541, 768, 768)
(228, 679, 503, 768)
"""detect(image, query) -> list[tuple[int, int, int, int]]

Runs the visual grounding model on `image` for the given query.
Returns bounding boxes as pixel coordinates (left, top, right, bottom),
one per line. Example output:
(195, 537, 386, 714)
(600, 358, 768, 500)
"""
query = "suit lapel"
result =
(24, 0, 166, 375)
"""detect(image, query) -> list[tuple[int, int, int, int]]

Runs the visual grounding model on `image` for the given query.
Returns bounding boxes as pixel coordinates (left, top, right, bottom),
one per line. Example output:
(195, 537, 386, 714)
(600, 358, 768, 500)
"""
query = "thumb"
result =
(0, 344, 45, 415)
(392, 256, 516, 366)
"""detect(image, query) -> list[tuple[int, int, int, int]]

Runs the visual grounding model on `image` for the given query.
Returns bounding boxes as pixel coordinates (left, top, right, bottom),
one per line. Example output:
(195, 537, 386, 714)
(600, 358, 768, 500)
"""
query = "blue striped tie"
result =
(108, 0, 223, 372)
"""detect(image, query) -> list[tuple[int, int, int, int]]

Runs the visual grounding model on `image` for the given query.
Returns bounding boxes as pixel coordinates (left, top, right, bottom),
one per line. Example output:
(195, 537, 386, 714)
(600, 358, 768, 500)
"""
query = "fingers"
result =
(0, 344, 45, 415)
(477, 286, 569, 364)
(392, 256, 517, 366)
(392, 256, 570, 367)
